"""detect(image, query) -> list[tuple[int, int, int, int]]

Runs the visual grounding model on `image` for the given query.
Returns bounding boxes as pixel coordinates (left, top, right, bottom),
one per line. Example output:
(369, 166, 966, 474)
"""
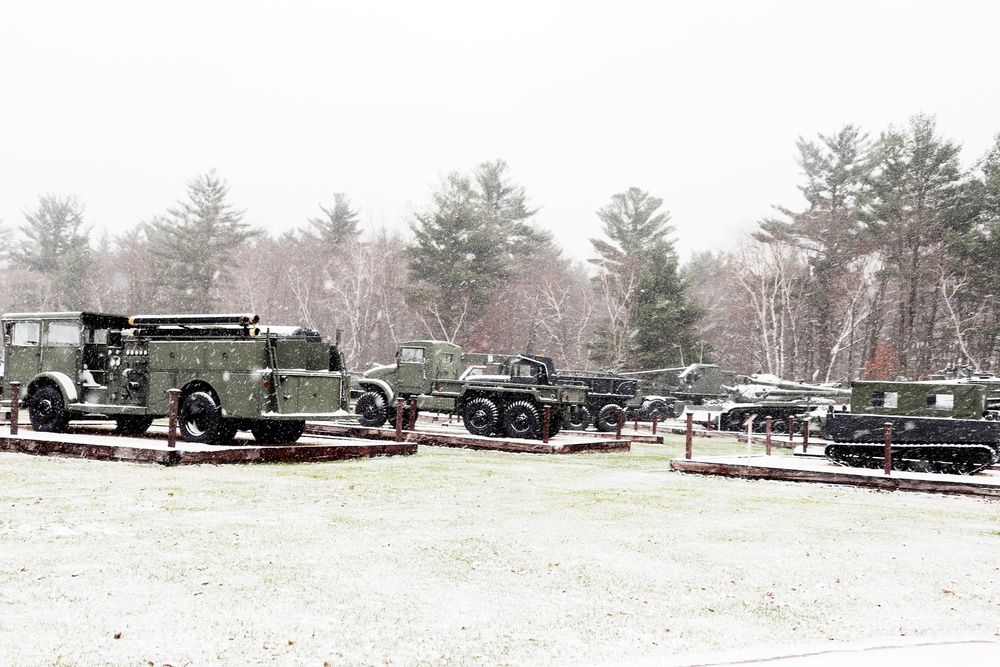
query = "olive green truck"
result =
(1, 311, 355, 444)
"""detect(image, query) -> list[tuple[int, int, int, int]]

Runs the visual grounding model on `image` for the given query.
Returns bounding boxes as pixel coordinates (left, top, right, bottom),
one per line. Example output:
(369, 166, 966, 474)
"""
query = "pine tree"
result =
(307, 192, 361, 247)
(145, 170, 259, 312)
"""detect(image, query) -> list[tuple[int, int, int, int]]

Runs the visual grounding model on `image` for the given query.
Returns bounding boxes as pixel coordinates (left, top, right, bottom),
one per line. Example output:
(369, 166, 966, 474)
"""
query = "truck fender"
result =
(355, 378, 395, 404)
(29, 372, 79, 404)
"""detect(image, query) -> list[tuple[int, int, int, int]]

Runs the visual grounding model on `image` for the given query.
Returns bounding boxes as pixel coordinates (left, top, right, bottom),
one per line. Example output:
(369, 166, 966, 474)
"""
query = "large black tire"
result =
(641, 399, 671, 421)
(114, 415, 154, 436)
(355, 391, 389, 428)
(28, 385, 71, 433)
(547, 408, 564, 438)
(178, 391, 228, 444)
(564, 406, 591, 431)
(502, 401, 542, 439)
(251, 420, 305, 444)
(595, 403, 622, 433)
(462, 397, 499, 436)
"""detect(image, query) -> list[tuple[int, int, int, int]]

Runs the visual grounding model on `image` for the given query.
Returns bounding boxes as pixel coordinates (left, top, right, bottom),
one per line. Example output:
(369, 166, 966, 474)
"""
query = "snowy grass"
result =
(1, 435, 998, 666)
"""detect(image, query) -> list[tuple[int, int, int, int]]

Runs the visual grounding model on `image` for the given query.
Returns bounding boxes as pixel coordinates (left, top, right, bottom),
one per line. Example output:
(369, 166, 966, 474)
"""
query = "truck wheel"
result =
(251, 420, 305, 443)
(641, 399, 671, 421)
(28, 385, 71, 433)
(355, 391, 389, 428)
(179, 391, 227, 444)
(595, 403, 622, 432)
(502, 401, 542, 439)
(114, 415, 154, 436)
(547, 409, 564, 437)
(462, 397, 499, 436)
(565, 406, 591, 431)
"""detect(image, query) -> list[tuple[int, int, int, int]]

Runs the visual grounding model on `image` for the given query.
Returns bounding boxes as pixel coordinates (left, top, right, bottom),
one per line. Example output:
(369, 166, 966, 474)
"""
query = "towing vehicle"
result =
(822, 380, 1000, 474)
(353, 340, 588, 439)
(1, 311, 355, 444)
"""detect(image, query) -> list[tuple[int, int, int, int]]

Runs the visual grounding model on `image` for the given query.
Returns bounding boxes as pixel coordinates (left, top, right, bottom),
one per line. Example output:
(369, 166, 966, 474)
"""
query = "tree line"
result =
(4, 114, 999, 382)
(0, 161, 697, 372)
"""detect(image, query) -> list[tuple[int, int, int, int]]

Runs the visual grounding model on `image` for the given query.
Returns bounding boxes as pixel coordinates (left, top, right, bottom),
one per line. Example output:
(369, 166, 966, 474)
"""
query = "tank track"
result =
(824, 443, 998, 475)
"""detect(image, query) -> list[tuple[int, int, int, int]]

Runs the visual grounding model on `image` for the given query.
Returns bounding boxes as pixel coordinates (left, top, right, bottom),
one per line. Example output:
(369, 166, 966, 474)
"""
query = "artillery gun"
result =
(822, 380, 1000, 474)
(1, 311, 355, 444)
(620, 363, 736, 419)
(353, 341, 588, 439)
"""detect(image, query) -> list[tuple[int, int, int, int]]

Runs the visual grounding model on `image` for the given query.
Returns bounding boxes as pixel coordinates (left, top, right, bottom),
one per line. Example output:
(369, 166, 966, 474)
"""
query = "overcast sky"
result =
(2, 1, 998, 263)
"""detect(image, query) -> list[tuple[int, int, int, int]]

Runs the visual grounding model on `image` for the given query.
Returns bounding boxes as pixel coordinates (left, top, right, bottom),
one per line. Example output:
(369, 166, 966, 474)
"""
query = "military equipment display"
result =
(1, 311, 355, 444)
(716, 374, 850, 433)
(621, 363, 736, 418)
(353, 341, 589, 439)
(822, 380, 1000, 474)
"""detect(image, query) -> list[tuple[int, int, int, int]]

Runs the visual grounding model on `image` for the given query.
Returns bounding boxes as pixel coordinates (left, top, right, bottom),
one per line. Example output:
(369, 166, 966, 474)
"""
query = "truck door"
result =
(396, 345, 428, 395)
(41, 320, 83, 387)
(4, 319, 43, 394)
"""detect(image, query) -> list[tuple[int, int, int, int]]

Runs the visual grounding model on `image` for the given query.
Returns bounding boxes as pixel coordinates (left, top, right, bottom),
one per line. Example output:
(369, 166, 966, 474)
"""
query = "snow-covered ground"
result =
(1, 438, 998, 666)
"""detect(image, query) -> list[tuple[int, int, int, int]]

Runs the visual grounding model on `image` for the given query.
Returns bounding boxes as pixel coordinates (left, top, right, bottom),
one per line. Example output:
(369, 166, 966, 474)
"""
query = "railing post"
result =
(884, 422, 893, 476)
(765, 416, 772, 456)
(408, 396, 417, 431)
(395, 398, 404, 443)
(542, 406, 551, 444)
(615, 406, 623, 439)
(685, 412, 693, 459)
(9, 382, 21, 435)
(651, 409, 659, 435)
(802, 419, 809, 453)
(633, 409, 639, 431)
(167, 388, 180, 449)
(788, 417, 795, 443)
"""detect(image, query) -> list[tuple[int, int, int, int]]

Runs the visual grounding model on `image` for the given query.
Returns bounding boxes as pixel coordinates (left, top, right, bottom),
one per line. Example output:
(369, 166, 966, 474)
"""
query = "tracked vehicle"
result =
(1, 311, 355, 444)
(822, 380, 1000, 475)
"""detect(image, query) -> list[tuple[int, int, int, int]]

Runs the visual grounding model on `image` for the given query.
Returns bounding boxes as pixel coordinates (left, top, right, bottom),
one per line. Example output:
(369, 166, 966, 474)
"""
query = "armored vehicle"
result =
(716, 374, 850, 433)
(353, 341, 588, 439)
(822, 380, 1000, 474)
(1, 311, 355, 444)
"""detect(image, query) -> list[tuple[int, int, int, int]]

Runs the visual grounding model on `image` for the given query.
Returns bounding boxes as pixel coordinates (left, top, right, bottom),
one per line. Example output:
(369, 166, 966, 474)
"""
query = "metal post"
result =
(788, 417, 795, 443)
(765, 416, 772, 456)
(651, 409, 659, 436)
(685, 412, 693, 459)
(408, 396, 417, 431)
(542, 406, 551, 444)
(167, 389, 180, 449)
(9, 382, 21, 435)
(395, 398, 404, 442)
(884, 422, 893, 476)
(802, 419, 809, 453)
(615, 406, 623, 439)
(633, 409, 639, 431)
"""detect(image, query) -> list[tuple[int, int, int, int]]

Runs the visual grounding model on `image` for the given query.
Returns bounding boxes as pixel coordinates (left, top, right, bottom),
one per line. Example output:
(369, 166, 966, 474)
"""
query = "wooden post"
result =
(167, 388, 180, 449)
(651, 409, 659, 435)
(788, 417, 795, 442)
(542, 406, 551, 444)
(408, 396, 417, 431)
(685, 412, 693, 459)
(765, 416, 772, 456)
(802, 419, 809, 453)
(9, 381, 21, 435)
(395, 398, 404, 442)
(884, 422, 893, 476)
(615, 406, 623, 439)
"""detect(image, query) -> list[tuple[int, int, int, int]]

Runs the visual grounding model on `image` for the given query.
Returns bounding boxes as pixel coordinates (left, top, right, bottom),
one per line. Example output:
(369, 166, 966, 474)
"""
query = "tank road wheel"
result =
(462, 397, 499, 436)
(178, 391, 228, 444)
(114, 415, 154, 436)
(355, 391, 389, 428)
(28, 385, 71, 433)
(565, 406, 591, 431)
(251, 420, 305, 444)
(502, 401, 542, 439)
(594, 403, 622, 433)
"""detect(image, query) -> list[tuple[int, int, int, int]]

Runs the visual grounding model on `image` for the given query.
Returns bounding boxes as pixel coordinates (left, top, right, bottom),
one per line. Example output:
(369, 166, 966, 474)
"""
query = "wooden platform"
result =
(0, 424, 416, 465)
(305, 421, 631, 454)
(670, 452, 1000, 498)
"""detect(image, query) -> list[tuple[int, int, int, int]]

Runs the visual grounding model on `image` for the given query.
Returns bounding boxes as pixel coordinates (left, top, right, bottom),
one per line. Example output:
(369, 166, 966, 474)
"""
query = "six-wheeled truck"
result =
(353, 340, 589, 439)
(0, 311, 356, 444)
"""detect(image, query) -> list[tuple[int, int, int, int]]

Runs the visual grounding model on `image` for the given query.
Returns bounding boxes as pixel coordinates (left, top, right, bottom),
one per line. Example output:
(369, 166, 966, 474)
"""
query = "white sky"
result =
(1, 0, 998, 263)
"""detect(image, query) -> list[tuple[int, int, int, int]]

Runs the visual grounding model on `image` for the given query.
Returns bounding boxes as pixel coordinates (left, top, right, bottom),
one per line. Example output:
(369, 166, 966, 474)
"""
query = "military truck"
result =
(1, 311, 355, 444)
(822, 380, 1000, 474)
(353, 340, 589, 439)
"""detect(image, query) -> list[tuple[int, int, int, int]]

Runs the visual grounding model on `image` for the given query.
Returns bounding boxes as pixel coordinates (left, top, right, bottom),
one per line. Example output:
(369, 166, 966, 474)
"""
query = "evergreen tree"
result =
(145, 170, 259, 312)
(8, 194, 93, 308)
(307, 192, 361, 247)
(589, 187, 702, 367)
